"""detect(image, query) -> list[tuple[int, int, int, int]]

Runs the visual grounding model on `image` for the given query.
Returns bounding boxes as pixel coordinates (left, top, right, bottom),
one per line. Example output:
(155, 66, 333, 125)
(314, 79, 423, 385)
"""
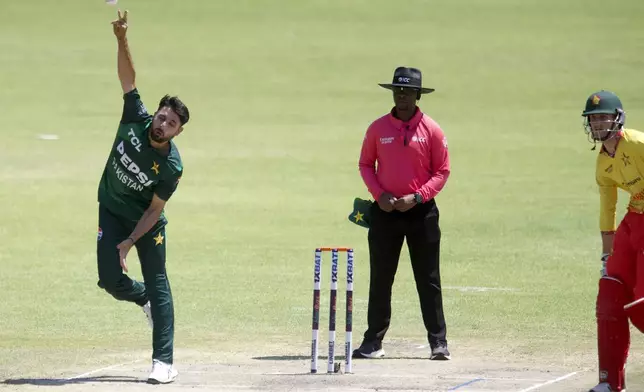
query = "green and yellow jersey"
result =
(97, 89, 183, 223)
(596, 128, 644, 232)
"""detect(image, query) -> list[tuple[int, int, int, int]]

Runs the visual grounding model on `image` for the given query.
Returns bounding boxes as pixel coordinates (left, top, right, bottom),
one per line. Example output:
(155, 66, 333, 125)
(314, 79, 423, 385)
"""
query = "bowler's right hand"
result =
(377, 192, 397, 212)
(111, 9, 128, 39)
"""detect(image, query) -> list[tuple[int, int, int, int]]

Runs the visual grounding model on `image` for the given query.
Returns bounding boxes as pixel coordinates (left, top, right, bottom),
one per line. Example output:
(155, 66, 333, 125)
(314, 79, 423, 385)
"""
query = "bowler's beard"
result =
(150, 127, 170, 144)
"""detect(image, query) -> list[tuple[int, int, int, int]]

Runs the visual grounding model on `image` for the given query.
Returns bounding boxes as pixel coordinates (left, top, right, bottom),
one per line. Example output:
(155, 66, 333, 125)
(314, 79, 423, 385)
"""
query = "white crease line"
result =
(446, 376, 550, 382)
(444, 286, 519, 293)
(516, 371, 578, 392)
(66, 359, 144, 380)
(37, 134, 59, 140)
(258, 373, 549, 382)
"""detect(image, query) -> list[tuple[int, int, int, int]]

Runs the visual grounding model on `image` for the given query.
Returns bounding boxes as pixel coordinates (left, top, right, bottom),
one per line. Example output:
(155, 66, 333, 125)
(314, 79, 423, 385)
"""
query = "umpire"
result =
(353, 66, 452, 360)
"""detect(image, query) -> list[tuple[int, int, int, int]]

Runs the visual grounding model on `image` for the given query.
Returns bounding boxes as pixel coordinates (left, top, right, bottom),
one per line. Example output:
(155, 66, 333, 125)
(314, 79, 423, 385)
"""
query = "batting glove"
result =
(600, 253, 610, 277)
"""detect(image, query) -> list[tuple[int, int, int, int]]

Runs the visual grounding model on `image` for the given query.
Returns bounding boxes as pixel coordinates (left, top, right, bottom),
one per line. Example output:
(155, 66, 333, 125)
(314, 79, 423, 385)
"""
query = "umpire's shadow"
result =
(252, 355, 428, 361)
(2, 375, 145, 385)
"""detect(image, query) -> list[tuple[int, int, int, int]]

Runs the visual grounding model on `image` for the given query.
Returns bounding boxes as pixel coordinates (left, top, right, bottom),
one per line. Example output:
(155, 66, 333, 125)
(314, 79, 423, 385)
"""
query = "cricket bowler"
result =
(95, 10, 189, 384)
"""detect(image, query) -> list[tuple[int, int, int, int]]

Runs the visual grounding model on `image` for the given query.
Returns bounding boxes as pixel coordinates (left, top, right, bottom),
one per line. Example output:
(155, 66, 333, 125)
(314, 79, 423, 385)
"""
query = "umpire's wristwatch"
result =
(413, 192, 423, 204)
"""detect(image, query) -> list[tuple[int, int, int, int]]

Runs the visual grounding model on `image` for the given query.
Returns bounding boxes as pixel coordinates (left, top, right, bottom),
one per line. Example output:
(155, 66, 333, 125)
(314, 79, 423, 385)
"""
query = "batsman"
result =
(585, 90, 644, 392)
(95, 10, 189, 384)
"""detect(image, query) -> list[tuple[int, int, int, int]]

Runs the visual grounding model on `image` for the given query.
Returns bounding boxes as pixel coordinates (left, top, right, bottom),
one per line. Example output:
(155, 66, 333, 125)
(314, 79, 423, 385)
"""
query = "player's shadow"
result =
(379, 355, 433, 360)
(2, 375, 145, 385)
(252, 355, 316, 361)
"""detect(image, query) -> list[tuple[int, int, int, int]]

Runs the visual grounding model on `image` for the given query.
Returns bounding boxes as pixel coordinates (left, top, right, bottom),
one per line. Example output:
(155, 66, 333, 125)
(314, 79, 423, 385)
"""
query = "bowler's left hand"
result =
(393, 194, 417, 212)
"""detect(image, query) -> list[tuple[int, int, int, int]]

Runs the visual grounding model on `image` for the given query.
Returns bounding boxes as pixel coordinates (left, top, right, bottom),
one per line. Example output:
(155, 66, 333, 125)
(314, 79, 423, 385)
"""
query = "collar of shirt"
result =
(387, 107, 424, 146)
(388, 106, 424, 130)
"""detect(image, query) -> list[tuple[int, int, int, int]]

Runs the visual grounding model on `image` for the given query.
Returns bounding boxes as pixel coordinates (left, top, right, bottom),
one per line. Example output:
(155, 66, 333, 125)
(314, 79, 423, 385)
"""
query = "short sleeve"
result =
(121, 88, 153, 124)
(154, 171, 182, 202)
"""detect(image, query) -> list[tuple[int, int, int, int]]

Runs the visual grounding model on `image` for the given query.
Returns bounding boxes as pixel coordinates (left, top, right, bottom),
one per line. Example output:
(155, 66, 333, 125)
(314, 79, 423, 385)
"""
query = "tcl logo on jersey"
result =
(116, 141, 154, 187)
(128, 128, 143, 152)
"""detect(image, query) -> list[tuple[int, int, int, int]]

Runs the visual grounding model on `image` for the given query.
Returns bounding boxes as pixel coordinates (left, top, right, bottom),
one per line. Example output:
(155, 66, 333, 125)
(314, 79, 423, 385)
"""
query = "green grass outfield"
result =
(2, 0, 644, 385)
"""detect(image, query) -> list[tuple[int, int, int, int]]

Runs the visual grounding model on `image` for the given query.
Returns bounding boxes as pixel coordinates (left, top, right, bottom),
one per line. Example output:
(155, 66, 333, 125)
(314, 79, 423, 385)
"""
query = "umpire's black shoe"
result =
(430, 343, 451, 360)
(352, 340, 385, 359)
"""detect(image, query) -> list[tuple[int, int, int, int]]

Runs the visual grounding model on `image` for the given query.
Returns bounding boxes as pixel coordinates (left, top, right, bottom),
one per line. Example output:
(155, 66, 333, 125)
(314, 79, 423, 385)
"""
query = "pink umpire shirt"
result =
(359, 108, 450, 202)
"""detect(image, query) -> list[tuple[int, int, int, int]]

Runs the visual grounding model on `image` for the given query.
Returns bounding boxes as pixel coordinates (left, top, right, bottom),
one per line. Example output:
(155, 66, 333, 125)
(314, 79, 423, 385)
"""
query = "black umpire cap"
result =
(378, 66, 435, 94)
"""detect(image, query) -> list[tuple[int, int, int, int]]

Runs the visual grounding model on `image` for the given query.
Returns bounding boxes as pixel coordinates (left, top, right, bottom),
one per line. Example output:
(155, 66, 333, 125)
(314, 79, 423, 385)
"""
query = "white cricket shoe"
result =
(141, 301, 153, 329)
(147, 359, 178, 384)
(589, 382, 621, 392)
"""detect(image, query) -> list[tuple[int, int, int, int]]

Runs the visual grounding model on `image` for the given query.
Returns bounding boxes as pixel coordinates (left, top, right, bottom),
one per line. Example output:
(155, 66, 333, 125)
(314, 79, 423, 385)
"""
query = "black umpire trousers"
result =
(363, 198, 447, 347)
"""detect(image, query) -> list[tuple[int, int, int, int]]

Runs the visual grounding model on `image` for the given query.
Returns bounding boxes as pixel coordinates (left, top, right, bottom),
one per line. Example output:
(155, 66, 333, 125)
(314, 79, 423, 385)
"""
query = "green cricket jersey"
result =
(97, 89, 183, 223)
